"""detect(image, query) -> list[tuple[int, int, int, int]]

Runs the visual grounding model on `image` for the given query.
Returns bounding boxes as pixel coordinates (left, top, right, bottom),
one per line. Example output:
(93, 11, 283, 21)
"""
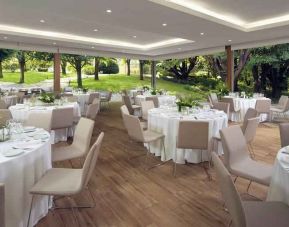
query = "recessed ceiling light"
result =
(177, 48, 182, 50)
(133, 35, 137, 38)
(52, 42, 56, 45)
(200, 32, 204, 35)
(93, 29, 98, 32)
(3, 36, 7, 40)
(228, 39, 232, 42)
(91, 46, 95, 49)
(106, 9, 112, 13)
(162, 23, 167, 26)
(40, 19, 45, 23)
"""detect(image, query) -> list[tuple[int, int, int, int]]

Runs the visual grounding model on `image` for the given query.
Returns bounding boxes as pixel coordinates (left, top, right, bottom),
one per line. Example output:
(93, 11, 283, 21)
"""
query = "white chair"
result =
(213, 102, 230, 116)
(175, 121, 210, 177)
(122, 95, 141, 115)
(220, 125, 272, 192)
(270, 97, 289, 121)
(243, 117, 260, 158)
(279, 123, 289, 147)
(209, 93, 218, 105)
(212, 152, 289, 227)
(85, 103, 99, 120)
(0, 109, 12, 127)
(24, 112, 52, 132)
(255, 99, 271, 121)
(100, 92, 112, 109)
(51, 107, 74, 131)
(141, 100, 155, 121)
(52, 117, 94, 163)
(0, 100, 7, 109)
(120, 105, 147, 131)
(222, 97, 241, 121)
(242, 108, 258, 133)
(27, 132, 104, 227)
(146, 96, 159, 108)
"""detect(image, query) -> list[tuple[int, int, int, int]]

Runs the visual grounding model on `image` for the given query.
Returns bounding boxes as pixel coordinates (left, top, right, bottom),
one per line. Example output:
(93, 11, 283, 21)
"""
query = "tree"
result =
(126, 59, 131, 76)
(94, 57, 100, 80)
(27, 51, 53, 72)
(0, 49, 14, 78)
(61, 59, 67, 75)
(15, 50, 27, 83)
(139, 60, 145, 80)
(62, 54, 91, 87)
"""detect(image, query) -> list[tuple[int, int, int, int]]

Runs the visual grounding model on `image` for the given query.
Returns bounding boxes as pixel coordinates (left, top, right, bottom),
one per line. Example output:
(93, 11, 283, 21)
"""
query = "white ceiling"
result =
(0, 0, 289, 59)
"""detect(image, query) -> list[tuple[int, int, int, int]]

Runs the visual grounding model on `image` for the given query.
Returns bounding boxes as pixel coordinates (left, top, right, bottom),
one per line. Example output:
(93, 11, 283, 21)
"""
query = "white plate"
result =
(3, 149, 25, 157)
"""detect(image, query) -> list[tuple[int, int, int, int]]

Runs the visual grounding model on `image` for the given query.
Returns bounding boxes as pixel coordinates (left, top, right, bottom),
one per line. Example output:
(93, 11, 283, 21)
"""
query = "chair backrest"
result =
(122, 95, 134, 115)
(220, 125, 250, 171)
(87, 92, 100, 104)
(222, 97, 236, 112)
(280, 97, 289, 112)
(85, 103, 99, 120)
(255, 99, 271, 114)
(122, 89, 128, 96)
(212, 153, 246, 227)
(92, 97, 100, 105)
(209, 93, 218, 104)
(141, 101, 154, 121)
(120, 105, 129, 129)
(51, 107, 74, 130)
(0, 184, 4, 227)
(66, 96, 78, 103)
(177, 121, 209, 150)
(122, 113, 144, 142)
(0, 100, 7, 109)
(242, 108, 258, 133)
(243, 117, 260, 143)
(16, 92, 26, 104)
(0, 110, 12, 127)
(213, 102, 230, 116)
(279, 123, 289, 147)
(82, 132, 104, 187)
(146, 96, 159, 108)
(25, 112, 52, 131)
(73, 117, 94, 156)
(107, 91, 112, 101)
(278, 95, 288, 107)
(207, 95, 213, 108)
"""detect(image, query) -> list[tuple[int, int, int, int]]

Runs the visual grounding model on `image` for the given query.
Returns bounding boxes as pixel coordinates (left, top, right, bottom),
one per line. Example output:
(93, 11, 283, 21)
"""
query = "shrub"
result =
(83, 65, 95, 75)
(37, 68, 48, 72)
(99, 61, 119, 74)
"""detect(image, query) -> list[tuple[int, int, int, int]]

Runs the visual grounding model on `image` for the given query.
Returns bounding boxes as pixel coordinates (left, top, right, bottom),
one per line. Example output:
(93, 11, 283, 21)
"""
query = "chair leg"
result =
(246, 181, 252, 193)
(173, 147, 178, 177)
(27, 195, 35, 227)
(248, 143, 255, 159)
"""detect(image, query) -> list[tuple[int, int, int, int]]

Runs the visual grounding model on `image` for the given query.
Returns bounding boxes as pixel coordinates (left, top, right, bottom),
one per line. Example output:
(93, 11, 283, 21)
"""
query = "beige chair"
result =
(213, 102, 230, 116)
(51, 107, 74, 131)
(100, 92, 112, 109)
(24, 112, 52, 132)
(279, 123, 289, 147)
(92, 97, 100, 105)
(242, 108, 258, 133)
(207, 95, 214, 108)
(86, 92, 100, 105)
(222, 97, 241, 121)
(123, 113, 166, 169)
(220, 125, 272, 191)
(0, 183, 4, 227)
(85, 103, 99, 120)
(141, 100, 155, 121)
(16, 91, 26, 104)
(146, 96, 159, 108)
(122, 89, 128, 96)
(0, 100, 7, 109)
(209, 93, 218, 105)
(0, 109, 12, 127)
(52, 117, 94, 163)
(270, 97, 289, 121)
(212, 152, 289, 227)
(27, 132, 104, 227)
(272, 95, 288, 109)
(122, 95, 141, 115)
(175, 121, 210, 177)
(255, 99, 271, 120)
(243, 117, 260, 158)
(120, 105, 147, 131)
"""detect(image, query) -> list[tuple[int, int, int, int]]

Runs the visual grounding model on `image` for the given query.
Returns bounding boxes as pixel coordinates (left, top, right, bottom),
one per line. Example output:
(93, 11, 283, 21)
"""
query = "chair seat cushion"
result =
(52, 145, 84, 162)
(243, 201, 289, 227)
(143, 130, 164, 143)
(230, 157, 272, 186)
(30, 168, 83, 196)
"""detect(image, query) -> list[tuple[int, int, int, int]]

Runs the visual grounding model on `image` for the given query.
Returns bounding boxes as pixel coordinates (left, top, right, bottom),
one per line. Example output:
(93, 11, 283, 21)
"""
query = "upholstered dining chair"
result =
(220, 125, 272, 192)
(0, 100, 7, 109)
(141, 100, 155, 121)
(86, 92, 100, 105)
(175, 121, 210, 177)
(222, 97, 241, 121)
(146, 96, 159, 108)
(27, 132, 104, 227)
(120, 105, 147, 131)
(0, 109, 12, 127)
(123, 113, 166, 170)
(242, 108, 258, 133)
(270, 97, 289, 121)
(255, 99, 271, 120)
(52, 117, 94, 164)
(0, 183, 4, 227)
(122, 95, 141, 115)
(279, 123, 289, 147)
(213, 102, 230, 116)
(24, 112, 52, 132)
(100, 91, 112, 109)
(51, 107, 74, 131)
(85, 103, 99, 120)
(209, 93, 218, 105)
(271, 95, 288, 109)
(212, 152, 289, 227)
(16, 91, 26, 104)
(243, 117, 260, 158)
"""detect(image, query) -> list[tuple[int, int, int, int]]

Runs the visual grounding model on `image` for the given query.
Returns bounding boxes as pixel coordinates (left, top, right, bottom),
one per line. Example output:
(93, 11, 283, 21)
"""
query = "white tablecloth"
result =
(147, 107, 228, 163)
(74, 93, 89, 115)
(3, 95, 17, 107)
(267, 147, 289, 205)
(0, 128, 51, 227)
(135, 95, 176, 106)
(9, 103, 81, 143)
(224, 96, 270, 122)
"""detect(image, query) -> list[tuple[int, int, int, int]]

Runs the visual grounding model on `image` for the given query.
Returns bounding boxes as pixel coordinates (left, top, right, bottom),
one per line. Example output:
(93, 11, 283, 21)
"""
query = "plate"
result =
(3, 149, 24, 157)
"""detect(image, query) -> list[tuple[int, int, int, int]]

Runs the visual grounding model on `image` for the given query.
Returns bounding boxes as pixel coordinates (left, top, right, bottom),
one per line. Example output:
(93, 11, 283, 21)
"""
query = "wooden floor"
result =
(37, 102, 281, 227)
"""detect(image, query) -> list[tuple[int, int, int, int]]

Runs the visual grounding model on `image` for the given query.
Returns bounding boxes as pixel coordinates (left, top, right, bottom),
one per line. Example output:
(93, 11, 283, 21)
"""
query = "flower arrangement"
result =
(176, 95, 201, 112)
(142, 85, 150, 91)
(82, 87, 88, 93)
(38, 93, 55, 104)
(150, 89, 164, 95)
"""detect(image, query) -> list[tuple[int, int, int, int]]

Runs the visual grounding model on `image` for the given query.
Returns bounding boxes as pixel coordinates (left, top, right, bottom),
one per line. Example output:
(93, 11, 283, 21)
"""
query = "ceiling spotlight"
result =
(3, 36, 7, 40)
(228, 39, 232, 42)
(162, 23, 167, 26)
(40, 19, 45, 23)
(52, 42, 56, 45)
(93, 29, 98, 32)
(200, 32, 204, 35)
(133, 35, 137, 38)
(91, 46, 95, 49)
(106, 9, 112, 13)
(178, 47, 182, 50)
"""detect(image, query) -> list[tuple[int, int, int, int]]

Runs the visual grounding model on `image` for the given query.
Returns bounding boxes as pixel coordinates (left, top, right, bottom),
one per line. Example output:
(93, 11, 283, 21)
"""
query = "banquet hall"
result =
(1, 0, 289, 227)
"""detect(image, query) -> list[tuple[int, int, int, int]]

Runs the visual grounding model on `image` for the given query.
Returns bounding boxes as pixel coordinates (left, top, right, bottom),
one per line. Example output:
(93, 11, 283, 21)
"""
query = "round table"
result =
(0, 128, 51, 227)
(9, 103, 81, 143)
(147, 107, 228, 163)
(267, 146, 289, 205)
(135, 95, 176, 106)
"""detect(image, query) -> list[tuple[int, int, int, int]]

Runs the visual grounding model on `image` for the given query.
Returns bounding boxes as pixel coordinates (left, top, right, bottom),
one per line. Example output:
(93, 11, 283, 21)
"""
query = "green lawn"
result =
(0, 72, 54, 84)
(70, 74, 208, 98)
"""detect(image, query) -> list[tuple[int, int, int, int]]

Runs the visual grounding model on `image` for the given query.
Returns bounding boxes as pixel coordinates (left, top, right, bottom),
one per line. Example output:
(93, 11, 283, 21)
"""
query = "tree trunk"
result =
(76, 60, 82, 88)
(0, 61, 3, 78)
(19, 61, 25, 83)
(126, 59, 131, 76)
(139, 60, 144, 80)
(252, 65, 261, 92)
(94, 57, 100, 80)
(61, 61, 67, 75)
